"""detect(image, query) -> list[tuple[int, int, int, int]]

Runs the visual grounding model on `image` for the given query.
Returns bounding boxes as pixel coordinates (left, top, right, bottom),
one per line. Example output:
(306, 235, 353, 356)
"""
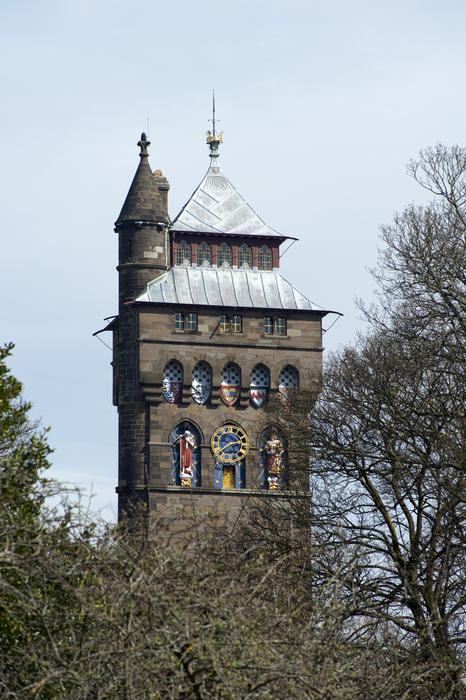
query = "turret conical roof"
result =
(115, 133, 168, 226)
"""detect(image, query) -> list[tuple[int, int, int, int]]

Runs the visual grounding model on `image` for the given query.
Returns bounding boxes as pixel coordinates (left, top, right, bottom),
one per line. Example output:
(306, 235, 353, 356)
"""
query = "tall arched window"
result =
(278, 365, 298, 404)
(250, 364, 270, 407)
(192, 362, 211, 404)
(220, 362, 240, 405)
(258, 427, 287, 490)
(176, 241, 191, 266)
(197, 241, 211, 266)
(217, 242, 232, 267)
(169, 421, 201, 487)
(238, 243, 252, 268)
(162, 360, 183, 403)
(258, 245, 273, 270)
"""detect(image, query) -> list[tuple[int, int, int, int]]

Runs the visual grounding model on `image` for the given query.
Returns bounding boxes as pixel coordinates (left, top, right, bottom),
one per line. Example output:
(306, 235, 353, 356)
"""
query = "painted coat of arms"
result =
(163, 379, 182, 403)
(221, 383, 240, 406)
(278, 366, 298, 405)
(221, 363, 240, 406)
(250, 365, 269, 408)
(250, 387, 268, 407)
(162, 360, 183, 403)
(192, 362, 211, 404)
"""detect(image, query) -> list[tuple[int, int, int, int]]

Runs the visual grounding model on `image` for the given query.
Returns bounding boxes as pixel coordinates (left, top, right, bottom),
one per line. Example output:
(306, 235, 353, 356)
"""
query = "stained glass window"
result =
(217, 242, 232, 266)
(238, 244, 252, 268)
(197, 241, 211, 266)
(258, 245, 273, 270)
(176, 241, 191, 265)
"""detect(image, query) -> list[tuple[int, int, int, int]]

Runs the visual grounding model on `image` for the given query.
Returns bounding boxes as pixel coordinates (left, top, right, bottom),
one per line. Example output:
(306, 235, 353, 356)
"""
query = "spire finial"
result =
(137, 132, 151, 158)
(206, 90, 223, 161)
(212, 90, 217, 138)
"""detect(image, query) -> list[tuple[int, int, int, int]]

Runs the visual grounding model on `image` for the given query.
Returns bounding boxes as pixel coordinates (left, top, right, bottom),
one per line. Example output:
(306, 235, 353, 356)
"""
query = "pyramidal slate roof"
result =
(171, 152, 284, 237)
(116, 133, 168, 226)
(136, 266, 324, 312)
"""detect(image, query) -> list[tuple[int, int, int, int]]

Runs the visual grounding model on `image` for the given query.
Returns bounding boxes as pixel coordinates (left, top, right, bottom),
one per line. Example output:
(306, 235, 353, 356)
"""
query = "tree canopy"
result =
(262, 145, 465, 696)
(0, 145, 464, 699)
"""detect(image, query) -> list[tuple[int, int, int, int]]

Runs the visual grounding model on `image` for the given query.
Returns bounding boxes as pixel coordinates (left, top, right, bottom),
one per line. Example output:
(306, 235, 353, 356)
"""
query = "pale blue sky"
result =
(2, 0, 465, 518)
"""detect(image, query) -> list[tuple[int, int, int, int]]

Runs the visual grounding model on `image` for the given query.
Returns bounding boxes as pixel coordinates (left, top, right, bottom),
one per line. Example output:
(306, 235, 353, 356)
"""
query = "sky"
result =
(2, 0, 465, 520)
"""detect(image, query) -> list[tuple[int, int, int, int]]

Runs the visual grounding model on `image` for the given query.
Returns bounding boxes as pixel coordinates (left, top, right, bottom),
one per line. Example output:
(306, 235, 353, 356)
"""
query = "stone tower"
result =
(103, 127, 334, 529)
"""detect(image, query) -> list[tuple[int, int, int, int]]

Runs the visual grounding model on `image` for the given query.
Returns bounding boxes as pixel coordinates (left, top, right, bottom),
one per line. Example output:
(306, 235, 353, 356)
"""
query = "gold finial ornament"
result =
(206, 130, 223, 144)
(153, 169, 163, 176)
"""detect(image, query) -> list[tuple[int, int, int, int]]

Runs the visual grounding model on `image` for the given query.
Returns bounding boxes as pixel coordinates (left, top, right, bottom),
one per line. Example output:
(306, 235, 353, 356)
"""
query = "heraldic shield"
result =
(278, 365, 298, 405)
(250, 365, 269, 408)
(192, 362, 211, 404)
(221, 362, 240, 406)
(162, 360, 182, 403)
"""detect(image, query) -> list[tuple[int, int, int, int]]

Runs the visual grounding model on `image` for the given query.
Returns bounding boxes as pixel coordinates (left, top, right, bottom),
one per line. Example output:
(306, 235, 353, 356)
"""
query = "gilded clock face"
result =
(211, 425, 249, 463)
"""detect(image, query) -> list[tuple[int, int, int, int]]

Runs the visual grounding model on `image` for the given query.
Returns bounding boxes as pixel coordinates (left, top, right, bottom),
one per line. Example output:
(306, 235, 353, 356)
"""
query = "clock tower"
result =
(101, 120, 336, 532)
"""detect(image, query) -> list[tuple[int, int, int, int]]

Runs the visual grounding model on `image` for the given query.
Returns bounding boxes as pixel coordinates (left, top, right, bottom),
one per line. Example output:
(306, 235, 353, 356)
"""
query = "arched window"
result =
(162, 360, 183, 403)
(192, 362, 211, 404)
(169, 421, 201, 487)
(220, 362, 240, 405)
(278, 366, 298, 405)
(258, 427, 287, 490)
(238, 243, 252, 268)
(250, 364, 270, 407)
(176, 241, 191, 266)
(197, 241, 211, 266)
(258, 245, 273, 270)
(217, 242, 232, 267)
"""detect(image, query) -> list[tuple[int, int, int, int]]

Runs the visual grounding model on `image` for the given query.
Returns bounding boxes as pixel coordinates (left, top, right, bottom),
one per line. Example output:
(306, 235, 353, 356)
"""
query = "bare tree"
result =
(257, 145, 465, 697)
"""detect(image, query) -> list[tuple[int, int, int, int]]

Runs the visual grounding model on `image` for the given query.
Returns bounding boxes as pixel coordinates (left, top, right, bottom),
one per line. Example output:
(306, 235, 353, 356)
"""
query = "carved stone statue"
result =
(175, 429, 196, 485)
(262, 433, 284, 490)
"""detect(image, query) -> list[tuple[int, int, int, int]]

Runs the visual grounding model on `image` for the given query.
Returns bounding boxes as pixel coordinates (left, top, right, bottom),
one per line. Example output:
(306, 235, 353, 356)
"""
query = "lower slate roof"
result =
(136, 266, 324, 312)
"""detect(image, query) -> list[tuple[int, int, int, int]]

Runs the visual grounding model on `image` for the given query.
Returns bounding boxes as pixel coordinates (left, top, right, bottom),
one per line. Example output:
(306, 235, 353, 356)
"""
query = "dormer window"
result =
(197, 241, 211, 266)
(258, 245, 273, 270)
(176, 241, 191, 266)
(238, 243, 252, 268)
(217, 242, 232, 267)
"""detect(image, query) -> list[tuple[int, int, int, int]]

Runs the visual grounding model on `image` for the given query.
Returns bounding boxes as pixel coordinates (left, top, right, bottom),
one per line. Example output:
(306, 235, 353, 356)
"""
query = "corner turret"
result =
(115, 133, 170, 305)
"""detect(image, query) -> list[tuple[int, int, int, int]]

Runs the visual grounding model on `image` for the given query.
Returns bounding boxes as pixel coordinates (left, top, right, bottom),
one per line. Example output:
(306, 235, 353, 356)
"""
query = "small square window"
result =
(186, 313, 197, 331)
(264, 317, 274, 335)
(219, 314, 230, 333)
(275, 318, 286, 335)
(231, 315, 242, 333)
(175, 313, 184, 331)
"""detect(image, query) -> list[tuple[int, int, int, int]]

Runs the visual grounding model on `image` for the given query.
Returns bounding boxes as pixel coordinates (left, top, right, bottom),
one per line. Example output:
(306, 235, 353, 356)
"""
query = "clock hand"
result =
(220, 439, 241, 451)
